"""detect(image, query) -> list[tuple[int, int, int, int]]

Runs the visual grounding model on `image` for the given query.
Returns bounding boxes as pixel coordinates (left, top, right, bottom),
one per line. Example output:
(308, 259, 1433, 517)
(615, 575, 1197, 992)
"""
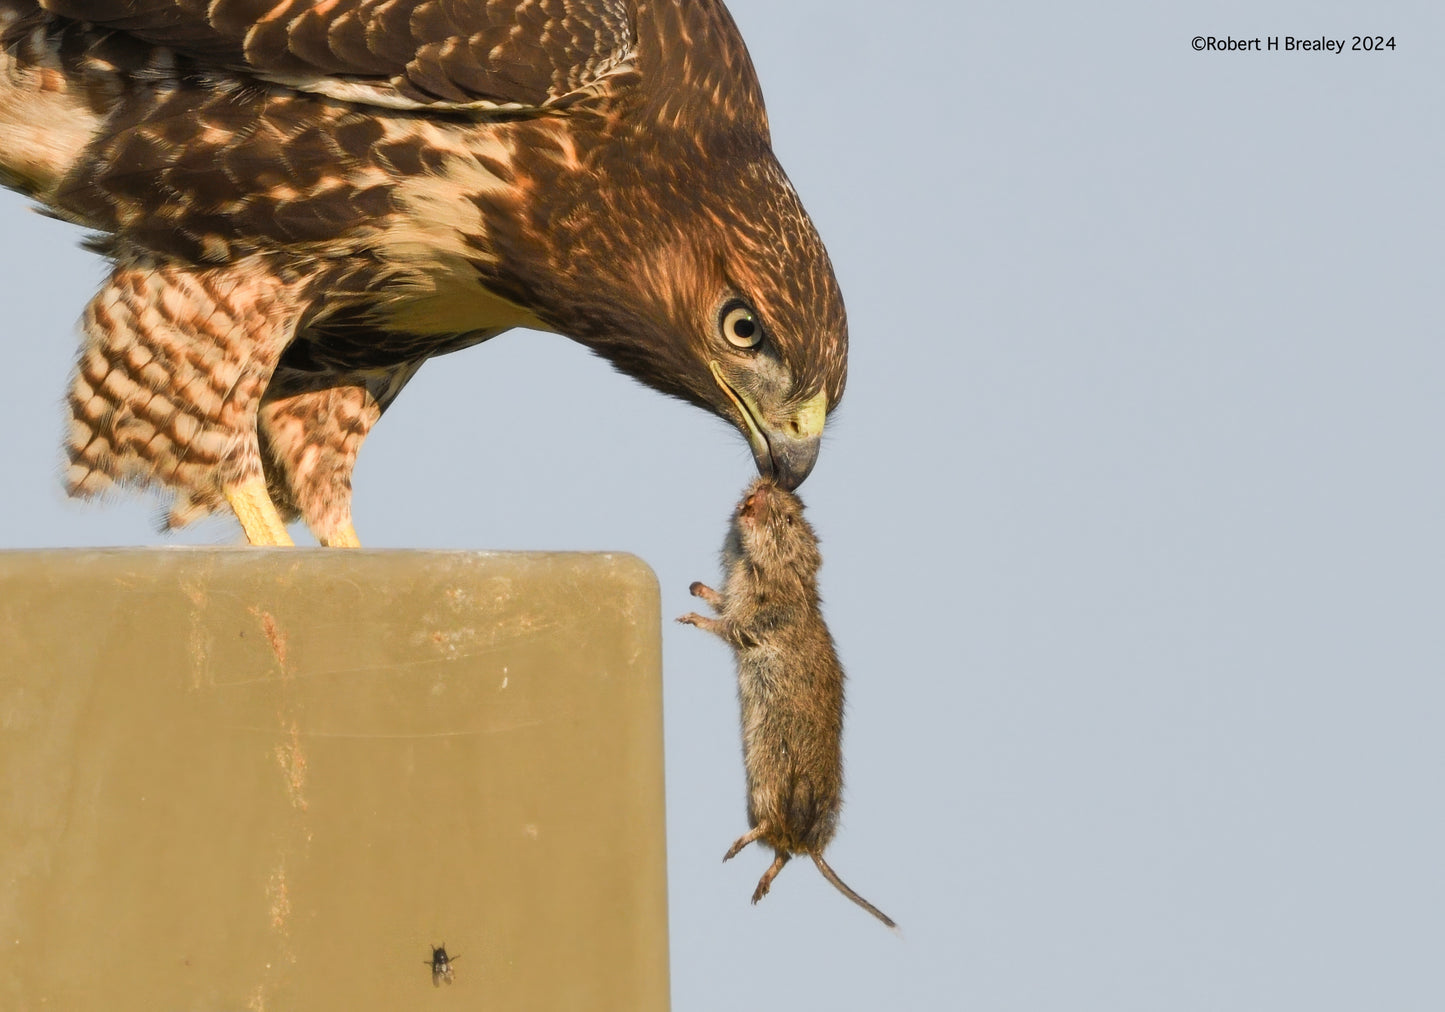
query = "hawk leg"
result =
(258, 383, 381, 548)
(224, 477, 294, 547)
(67, 255, 306, 544)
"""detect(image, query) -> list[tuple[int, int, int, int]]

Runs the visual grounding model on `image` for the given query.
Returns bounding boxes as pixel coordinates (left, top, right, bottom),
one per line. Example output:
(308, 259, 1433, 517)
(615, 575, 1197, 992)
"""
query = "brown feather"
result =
(2, 0, 848, 540)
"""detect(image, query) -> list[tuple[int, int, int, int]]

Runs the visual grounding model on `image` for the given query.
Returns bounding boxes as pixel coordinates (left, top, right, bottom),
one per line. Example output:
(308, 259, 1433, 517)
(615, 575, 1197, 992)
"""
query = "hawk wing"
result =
(39, 0, 636, 110)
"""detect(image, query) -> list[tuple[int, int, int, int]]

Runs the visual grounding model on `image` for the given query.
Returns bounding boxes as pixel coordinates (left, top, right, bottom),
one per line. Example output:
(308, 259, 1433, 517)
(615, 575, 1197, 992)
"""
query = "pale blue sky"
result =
(2, 1, 1443, 1008)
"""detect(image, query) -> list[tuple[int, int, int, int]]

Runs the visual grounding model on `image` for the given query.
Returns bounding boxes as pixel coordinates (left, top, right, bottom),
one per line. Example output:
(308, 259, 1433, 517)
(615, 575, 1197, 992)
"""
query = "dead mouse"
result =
(678, 477, 896, 929)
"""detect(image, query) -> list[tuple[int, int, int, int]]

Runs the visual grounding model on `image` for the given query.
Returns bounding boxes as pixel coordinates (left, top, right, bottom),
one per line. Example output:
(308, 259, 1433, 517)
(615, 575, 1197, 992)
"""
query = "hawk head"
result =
(464, 1, 847, 490)
(497, 126, 847, 492)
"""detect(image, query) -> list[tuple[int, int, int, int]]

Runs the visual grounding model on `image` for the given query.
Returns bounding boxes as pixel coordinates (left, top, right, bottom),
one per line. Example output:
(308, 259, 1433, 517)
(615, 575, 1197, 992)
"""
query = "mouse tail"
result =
(810, 853, 898, 929)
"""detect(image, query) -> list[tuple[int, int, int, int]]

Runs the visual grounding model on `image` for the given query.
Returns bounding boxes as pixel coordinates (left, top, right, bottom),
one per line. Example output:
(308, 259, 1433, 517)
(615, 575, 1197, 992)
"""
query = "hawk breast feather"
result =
(40, 0, 637, 110)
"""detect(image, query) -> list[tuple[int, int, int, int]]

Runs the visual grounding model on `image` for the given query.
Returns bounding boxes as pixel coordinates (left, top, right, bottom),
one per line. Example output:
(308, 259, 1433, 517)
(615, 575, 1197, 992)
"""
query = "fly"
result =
(426, 943, 458, 986)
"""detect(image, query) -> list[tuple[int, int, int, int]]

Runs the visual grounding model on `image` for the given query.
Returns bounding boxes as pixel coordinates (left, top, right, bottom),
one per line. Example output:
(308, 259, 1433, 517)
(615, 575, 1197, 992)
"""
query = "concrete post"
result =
(0, 549, 668, 1010)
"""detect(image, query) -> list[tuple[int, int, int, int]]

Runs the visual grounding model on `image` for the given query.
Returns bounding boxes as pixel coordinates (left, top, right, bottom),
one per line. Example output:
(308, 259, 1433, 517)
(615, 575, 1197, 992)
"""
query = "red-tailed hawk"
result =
(0, 0, 846, 545)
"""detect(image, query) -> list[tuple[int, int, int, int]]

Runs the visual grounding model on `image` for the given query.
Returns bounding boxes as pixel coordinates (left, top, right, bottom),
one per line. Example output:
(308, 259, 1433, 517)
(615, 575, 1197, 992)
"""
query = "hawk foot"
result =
(224, 477, 294, 546)
(320, 521, 362, 548)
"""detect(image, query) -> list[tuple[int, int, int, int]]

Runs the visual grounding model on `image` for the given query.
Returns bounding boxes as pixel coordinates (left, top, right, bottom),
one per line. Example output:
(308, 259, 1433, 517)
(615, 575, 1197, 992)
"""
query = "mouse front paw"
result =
(676, 612, 723, 636)
(688, 581, 724, 608)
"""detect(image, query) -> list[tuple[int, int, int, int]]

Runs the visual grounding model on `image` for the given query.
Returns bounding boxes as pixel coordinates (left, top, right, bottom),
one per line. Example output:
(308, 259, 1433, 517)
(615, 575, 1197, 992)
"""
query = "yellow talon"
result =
(224, 476, 294, 546)
(321, 521, 361, 549)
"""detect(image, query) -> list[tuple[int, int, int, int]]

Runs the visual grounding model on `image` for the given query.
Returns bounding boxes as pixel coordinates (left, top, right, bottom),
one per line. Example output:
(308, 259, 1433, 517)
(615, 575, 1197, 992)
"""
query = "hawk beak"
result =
(709, 362, 826, 490)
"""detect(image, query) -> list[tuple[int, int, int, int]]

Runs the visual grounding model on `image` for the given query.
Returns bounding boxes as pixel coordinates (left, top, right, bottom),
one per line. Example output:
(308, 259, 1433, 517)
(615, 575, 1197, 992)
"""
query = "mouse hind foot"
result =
(724, 824, 767, 861)
(751, 851, 791, 904)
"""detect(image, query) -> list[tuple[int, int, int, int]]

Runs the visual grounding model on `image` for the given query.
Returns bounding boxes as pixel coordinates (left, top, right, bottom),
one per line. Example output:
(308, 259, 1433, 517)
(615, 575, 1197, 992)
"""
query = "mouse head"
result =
(729, 477, 822, 579)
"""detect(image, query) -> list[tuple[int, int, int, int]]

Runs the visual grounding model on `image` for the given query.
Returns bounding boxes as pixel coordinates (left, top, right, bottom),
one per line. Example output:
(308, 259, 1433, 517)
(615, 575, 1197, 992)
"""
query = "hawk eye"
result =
(719, 301, 763, 350)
